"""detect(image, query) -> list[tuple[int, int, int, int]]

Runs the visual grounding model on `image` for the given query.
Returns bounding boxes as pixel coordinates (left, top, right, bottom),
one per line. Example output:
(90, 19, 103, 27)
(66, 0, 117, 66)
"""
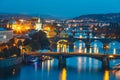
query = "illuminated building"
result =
(7, 19, 34, 34)
(7, 19, 16, 29)
(35, 18, 42, 31)
(6, 18, 43, 34)
(43, 25, 57, 38)
(59, 30, 68, 38)
(0, 28, 13, 43)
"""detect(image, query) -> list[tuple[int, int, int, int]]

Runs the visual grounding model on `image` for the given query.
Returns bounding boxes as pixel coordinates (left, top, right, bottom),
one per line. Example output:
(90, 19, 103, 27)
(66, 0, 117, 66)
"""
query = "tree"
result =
(8, 37, 17, 46)
(23, 38, 31, 45)
(24, 30, 50, 51)
(17, 40, 23, 47)
(2, 48, 10, 58)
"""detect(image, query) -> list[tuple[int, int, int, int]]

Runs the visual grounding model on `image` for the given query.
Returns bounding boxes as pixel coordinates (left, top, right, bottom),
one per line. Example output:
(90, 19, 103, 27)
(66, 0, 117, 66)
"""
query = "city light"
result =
(0, 2, 120, 80)
(19, 19, 24, 23)
(109, 55, 114, 58)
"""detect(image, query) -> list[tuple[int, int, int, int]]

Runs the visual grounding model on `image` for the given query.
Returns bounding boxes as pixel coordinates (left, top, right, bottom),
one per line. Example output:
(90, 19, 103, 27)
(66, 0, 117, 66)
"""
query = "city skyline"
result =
(0, 0, 120, 18)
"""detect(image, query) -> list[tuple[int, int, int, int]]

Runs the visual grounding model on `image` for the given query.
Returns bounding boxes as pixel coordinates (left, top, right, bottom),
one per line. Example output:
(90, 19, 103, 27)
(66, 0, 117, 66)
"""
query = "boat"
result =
(23, 54, 38, 63)
(38, 56, 45, 61)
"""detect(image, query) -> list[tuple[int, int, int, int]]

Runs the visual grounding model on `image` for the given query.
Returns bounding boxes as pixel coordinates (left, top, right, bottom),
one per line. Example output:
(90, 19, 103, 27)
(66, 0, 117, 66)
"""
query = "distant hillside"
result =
(0, 13, 34, 19)
(74, 13, 120, 22)
(0, 13, 66, 20)
(39, 14, 68, 20)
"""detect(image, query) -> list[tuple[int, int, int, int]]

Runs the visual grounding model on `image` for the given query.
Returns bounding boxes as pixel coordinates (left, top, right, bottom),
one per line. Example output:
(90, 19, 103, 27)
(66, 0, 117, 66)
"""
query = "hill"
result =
(74, 13, 120, 22)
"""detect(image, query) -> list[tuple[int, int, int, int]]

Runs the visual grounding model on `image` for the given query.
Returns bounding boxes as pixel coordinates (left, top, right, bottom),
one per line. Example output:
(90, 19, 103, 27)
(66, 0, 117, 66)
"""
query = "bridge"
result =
(26, 52, 120, 69)
(49, 37, 120, 43)
(49, 37, 120, 51)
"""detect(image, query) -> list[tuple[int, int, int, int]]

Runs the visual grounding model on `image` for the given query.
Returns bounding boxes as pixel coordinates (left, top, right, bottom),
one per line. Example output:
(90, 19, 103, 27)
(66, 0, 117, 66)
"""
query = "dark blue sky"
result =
(0, 0, 120, 18)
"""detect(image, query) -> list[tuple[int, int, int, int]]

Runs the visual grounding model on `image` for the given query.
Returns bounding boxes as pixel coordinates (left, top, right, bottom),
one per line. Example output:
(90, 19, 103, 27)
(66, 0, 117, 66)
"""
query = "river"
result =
(0, 41, 120, 80)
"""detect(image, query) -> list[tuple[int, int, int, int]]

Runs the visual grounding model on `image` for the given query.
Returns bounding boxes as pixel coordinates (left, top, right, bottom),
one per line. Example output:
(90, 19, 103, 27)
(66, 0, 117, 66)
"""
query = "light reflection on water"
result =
(104, 70, 109, 80)
(77, 58, 82, 73)
(34, 62, 38, 71)
(59, 68, 67, 80)
(0, 41, 120, 80)
(0, 57, 120, 80)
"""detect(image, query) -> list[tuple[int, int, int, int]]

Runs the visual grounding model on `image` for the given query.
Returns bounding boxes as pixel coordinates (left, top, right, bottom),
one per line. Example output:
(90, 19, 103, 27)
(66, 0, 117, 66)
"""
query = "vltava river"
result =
(0, 41, 120, 80)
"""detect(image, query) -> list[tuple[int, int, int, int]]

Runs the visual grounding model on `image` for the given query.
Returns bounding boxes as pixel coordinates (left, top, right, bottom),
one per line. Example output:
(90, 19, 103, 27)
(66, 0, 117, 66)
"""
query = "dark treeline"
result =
(23, 30, 50, 51)
(0, 46, 20, 58)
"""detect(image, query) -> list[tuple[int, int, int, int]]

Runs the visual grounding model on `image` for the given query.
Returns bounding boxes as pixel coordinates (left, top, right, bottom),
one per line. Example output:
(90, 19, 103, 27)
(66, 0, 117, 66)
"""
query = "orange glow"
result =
(17, 26, 21, 30)
(11, 19, 32, 34)
(104, 70, 109, 80)
(106, 46, 109, 49)
(44, 26, 50, 31)
(25, 27, 30, 30)
(109, 55, 114, 58)
(43, 25, 57, 37)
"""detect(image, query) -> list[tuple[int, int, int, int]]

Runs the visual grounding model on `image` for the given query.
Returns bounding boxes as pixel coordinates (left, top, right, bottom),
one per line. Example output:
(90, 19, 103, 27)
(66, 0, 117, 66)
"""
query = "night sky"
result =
(0, 0, 120, 18)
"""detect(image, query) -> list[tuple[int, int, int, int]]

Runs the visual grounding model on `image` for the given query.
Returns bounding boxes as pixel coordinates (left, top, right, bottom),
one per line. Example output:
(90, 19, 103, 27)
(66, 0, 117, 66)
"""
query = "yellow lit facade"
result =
(7, 18, 41, 34)
(43, 25, 57, 38)
(10, 20, 32, 33)
(57, 40, 68, 52)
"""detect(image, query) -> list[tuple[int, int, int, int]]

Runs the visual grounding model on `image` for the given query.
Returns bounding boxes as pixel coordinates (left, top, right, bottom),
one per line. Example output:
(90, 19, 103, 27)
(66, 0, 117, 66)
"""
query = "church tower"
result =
(35, 18, 42, 31)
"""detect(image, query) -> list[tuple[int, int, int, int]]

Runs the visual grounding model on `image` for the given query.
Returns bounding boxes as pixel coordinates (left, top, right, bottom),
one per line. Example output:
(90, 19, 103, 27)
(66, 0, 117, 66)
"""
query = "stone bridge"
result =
(26, 52, 120, 70)
(49, 37, 120, 51)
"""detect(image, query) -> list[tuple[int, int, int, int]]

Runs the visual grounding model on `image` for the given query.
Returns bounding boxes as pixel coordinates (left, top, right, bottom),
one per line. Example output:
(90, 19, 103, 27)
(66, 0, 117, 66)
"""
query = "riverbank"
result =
(0, 57, 22, 68)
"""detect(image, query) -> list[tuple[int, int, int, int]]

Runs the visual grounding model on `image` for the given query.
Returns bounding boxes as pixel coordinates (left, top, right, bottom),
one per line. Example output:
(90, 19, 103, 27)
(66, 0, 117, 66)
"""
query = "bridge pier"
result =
(50, 43, 57, 52)
(84, 39, 91, 49)
(69, 43, 74, 52)
(58, 56, 66, 67)
(102, 57, 109, 70)
(85, 43, 91, 49)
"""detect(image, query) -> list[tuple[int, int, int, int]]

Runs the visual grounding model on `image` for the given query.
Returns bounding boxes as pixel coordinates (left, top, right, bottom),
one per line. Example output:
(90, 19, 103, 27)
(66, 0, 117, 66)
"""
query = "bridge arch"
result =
(90, 40, 103, 48)
(74, 40, 86, 52)
(57, 39, 69, 52)
(108, 41, 120, 49)
(66, 56, 102, 62)
(57, 39, 68, 44)
(74, 40, 85, 48)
